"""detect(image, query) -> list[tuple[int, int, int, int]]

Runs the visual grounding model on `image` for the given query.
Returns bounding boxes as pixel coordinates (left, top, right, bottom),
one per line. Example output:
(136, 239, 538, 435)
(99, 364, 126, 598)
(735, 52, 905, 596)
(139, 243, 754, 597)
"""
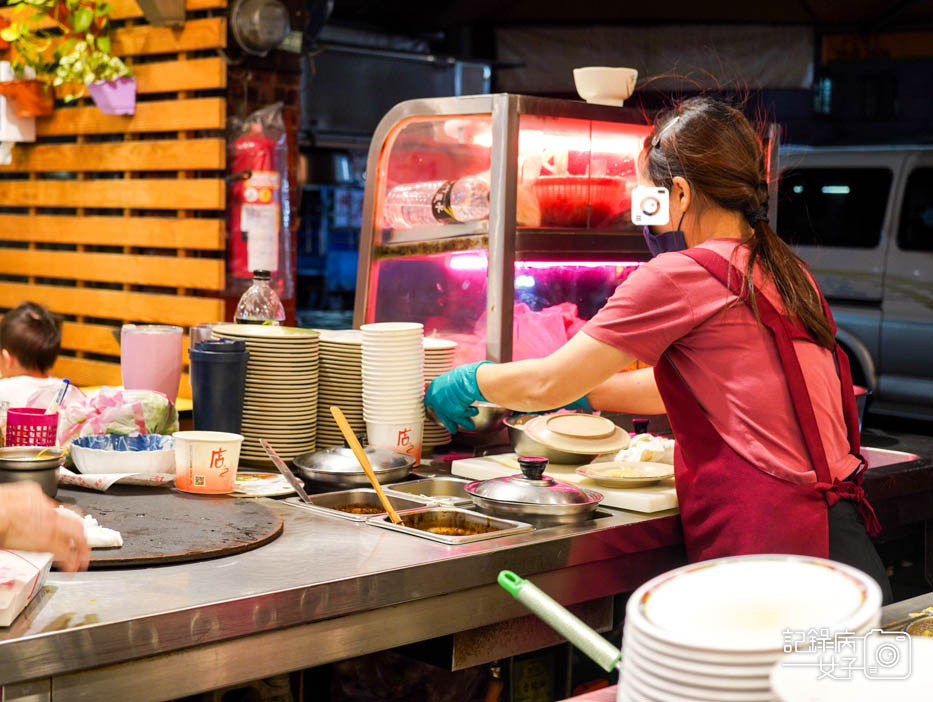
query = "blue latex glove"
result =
(424, 361, 492, 433)
(560, 395, 593, 413)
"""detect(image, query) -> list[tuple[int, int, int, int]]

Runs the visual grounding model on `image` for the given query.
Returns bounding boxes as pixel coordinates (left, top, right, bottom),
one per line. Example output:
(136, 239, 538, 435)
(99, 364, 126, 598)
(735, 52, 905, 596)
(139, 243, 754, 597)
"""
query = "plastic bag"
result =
(52, 387, 179, 446)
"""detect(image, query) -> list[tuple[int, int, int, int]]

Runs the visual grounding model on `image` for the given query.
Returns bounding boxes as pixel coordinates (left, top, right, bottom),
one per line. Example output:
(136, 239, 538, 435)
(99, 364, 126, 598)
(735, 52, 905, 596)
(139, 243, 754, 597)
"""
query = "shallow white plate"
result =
(769, 636, 933, 702)
(243, 404, 317, 413)
(246, 354, 319, 361)
(317, 329, 362, 344)
(576, 461, 674, 488)
(215, 324, 319, 339)
(621, 659, 773, 702)
(245, 376, 319, 384)
(623, 639, 771, 691)
(628, 555, 880, 653)
(241, 438, 316, 448)
(232, 472, 296, 497)
(525, 413, 631, 455)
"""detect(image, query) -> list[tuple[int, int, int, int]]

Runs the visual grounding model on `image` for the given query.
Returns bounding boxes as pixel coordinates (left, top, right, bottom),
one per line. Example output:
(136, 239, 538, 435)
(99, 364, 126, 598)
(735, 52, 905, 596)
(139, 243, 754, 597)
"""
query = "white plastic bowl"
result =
(572, 66, 638, 106)
(71, 435, 175, 475)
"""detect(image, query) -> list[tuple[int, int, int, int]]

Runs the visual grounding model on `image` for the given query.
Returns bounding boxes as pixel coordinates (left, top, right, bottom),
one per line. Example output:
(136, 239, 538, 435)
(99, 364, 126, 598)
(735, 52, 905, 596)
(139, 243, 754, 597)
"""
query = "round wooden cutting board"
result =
(56, 485, 284, 568)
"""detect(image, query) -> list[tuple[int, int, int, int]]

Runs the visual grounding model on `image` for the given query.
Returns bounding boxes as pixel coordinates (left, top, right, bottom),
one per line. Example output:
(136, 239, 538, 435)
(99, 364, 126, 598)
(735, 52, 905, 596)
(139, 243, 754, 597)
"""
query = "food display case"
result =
(353, 93, 657, 364)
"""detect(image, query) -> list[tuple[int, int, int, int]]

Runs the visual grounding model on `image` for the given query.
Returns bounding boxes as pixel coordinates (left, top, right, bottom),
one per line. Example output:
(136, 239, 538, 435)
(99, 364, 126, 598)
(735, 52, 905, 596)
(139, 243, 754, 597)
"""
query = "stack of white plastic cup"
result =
(361, 322, 425, 463)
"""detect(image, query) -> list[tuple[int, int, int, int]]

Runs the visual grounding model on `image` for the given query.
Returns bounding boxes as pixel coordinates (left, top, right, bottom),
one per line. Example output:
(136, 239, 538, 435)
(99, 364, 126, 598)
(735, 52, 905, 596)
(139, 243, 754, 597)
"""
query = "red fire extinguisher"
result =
(228, 121, 282, 279)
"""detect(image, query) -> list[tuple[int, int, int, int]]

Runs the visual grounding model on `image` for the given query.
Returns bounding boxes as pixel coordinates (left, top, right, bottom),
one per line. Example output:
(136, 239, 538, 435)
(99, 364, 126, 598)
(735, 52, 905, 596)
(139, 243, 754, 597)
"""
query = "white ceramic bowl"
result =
(572, 66, 638, 107)
(71, 434, 176, 475)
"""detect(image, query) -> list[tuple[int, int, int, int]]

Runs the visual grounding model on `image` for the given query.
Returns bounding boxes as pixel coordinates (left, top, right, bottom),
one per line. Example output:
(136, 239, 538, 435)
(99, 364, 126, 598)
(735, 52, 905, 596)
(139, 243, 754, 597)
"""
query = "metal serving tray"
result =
(368, 506, 533, 544)
(283, 489, 426, 522)
(382, 477, 473, 507)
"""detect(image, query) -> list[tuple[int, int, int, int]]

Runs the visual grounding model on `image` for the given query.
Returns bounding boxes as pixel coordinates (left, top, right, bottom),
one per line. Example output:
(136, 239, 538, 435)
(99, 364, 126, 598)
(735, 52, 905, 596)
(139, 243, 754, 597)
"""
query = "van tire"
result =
(838, 341, 868, 389)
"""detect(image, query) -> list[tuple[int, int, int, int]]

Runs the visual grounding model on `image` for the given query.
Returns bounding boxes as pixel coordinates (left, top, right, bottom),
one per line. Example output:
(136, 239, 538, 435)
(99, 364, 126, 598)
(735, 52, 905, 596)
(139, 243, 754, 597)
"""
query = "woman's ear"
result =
(0, 349, 11, 374)
(671, 176, 692, 212)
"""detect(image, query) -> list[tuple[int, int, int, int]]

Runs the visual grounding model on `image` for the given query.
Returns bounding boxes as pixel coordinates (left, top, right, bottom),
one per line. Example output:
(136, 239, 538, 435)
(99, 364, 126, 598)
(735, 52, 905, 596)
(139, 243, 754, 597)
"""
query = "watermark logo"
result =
(782, 628, 912, 680)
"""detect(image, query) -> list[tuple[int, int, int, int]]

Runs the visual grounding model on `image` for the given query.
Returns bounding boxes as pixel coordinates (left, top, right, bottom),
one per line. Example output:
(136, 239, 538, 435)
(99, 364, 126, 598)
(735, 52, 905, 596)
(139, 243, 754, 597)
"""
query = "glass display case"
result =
(354, 94, 657, 364)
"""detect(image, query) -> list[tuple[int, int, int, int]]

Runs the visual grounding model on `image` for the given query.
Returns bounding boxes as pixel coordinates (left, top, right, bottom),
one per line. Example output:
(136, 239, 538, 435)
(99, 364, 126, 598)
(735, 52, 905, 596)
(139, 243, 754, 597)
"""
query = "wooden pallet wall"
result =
(0, 0, 229, 398)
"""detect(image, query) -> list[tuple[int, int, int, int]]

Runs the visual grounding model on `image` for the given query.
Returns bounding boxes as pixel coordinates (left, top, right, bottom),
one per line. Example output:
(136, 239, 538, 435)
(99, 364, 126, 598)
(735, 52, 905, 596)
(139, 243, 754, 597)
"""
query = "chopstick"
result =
(329, 406, 403, 525)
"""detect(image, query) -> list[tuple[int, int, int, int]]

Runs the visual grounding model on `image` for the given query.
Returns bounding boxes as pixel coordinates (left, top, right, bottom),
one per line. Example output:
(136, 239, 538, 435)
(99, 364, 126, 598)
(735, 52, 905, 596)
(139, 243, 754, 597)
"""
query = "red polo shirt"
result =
(583, 238, 859, 484)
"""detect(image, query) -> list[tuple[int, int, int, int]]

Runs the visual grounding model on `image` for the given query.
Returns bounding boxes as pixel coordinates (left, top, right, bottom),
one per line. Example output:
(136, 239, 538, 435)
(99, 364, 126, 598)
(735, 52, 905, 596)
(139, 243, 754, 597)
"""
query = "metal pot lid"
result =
(293, 446, 415, 475)
(465, 457, 601, 506)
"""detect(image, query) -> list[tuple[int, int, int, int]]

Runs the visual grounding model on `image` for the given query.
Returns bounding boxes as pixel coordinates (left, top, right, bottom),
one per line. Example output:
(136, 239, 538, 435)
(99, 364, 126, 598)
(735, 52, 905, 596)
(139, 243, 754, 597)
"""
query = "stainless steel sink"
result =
(862, 446, 920, 469)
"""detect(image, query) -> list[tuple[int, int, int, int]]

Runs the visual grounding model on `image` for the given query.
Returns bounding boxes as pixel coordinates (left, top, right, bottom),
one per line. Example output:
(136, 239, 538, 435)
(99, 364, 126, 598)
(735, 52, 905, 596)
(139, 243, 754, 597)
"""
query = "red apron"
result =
(654, 247, 881, 562)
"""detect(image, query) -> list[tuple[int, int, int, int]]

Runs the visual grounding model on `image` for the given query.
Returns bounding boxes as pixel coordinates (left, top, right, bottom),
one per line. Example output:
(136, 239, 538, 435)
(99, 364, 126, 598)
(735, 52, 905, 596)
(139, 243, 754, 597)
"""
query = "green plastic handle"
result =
(497, 569, 622, 673)
(498, 570, 525, 598)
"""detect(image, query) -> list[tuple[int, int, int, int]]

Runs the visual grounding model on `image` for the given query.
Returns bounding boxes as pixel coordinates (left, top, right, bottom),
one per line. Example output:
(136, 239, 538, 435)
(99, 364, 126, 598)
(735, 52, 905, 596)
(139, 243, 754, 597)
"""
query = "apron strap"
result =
(680, 248, 880, 535)
(816, 289, 863, 457)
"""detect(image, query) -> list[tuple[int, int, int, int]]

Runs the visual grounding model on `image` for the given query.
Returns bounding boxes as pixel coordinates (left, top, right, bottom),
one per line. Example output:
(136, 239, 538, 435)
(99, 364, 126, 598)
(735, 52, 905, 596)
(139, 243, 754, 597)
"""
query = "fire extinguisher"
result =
(228, 121, 281, 279)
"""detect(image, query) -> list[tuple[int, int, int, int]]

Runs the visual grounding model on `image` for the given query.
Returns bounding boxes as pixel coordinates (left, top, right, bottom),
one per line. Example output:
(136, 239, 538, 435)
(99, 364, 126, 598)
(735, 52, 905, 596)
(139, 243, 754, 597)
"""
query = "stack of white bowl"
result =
(212, 324, 319, 465)
(619, 554, 882, 702)
(361, 322, 425, 463)
(317, 329, 364, 449)
(422, 337, 458, 448)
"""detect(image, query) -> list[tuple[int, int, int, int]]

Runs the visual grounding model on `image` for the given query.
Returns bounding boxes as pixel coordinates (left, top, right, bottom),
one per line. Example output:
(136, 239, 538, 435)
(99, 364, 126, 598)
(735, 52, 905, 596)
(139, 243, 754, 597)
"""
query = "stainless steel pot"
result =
(504, 414, 599, 464)
(0, 446, 65, 498)
(292, 446, 415, 490)
(465, 456, 603, 525)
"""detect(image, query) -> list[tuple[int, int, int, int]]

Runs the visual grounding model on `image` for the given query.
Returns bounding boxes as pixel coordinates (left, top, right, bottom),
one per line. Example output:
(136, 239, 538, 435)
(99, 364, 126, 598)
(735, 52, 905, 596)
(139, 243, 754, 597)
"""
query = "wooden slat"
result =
(6, 19, 226, 65)
(0, 215, 224, 249)
(0, 0, 227, 26)
(51, 357, 193, 399)
(52, 357, 122, 387)
(111, 0, 227, 20)
(113, 18, 226, 56)
(37, 98, 225, 136)
(0, 138, 225, 172)
(60, 322, 121, 357)
(131, 57, 226, 93)
(61, 321, 192, 360)
(53, 58, 227, 100)
(0, 282, 224, 326)
(0, 250, 224, 289)
(0, 178, 225, 209)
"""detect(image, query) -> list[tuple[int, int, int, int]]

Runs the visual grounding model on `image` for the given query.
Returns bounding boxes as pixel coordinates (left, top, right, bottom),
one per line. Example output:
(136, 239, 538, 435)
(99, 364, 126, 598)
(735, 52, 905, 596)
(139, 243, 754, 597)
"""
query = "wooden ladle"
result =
(329, 406, 402, 525)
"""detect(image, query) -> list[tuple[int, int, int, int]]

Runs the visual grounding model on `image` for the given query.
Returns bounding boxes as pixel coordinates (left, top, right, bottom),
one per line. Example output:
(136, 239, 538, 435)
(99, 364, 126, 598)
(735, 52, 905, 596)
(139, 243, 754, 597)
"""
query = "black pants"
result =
(828, 499, 893, 605)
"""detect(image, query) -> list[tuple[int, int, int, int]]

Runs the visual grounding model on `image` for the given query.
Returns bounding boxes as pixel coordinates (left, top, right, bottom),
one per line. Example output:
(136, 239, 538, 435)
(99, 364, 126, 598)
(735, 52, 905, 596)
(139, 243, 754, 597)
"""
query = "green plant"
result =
(0, 0, 129, 99)
(54, 38, 130, 100)
(0, 0, 57, 80)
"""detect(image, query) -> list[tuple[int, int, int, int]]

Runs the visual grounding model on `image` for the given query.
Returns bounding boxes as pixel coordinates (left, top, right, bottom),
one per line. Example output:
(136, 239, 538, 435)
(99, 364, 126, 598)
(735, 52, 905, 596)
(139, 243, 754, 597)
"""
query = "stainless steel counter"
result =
(0, 493, 683, 700)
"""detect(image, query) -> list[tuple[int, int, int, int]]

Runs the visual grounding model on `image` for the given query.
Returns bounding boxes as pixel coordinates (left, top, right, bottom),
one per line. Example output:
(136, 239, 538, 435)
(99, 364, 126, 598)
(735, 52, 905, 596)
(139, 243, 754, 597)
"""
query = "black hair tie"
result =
(746, 207, 769, 226)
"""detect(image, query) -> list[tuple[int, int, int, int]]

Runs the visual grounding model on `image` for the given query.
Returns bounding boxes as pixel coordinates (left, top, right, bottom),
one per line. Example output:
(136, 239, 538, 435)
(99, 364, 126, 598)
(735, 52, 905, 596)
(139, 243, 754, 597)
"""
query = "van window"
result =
(898, 169, 933, 252)
(777, 168, 892, 248)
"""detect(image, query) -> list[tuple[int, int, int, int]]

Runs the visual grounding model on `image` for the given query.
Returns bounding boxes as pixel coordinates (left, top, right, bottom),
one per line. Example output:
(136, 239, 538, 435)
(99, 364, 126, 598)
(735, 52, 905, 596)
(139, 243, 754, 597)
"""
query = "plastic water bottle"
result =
(234, 270, 286, 325)
(382, 176, 490, 228)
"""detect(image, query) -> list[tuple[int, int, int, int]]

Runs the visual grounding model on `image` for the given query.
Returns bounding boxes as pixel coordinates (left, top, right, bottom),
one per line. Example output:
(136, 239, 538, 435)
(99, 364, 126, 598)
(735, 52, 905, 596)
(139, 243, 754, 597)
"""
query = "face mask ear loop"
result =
(674, 210, 686, 234)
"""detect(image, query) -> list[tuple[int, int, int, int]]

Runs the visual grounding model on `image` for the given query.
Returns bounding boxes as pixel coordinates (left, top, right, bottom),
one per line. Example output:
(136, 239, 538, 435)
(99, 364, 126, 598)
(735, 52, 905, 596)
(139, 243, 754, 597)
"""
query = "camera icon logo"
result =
(781, 628, 913, 681)
(864, 630, 911, 679)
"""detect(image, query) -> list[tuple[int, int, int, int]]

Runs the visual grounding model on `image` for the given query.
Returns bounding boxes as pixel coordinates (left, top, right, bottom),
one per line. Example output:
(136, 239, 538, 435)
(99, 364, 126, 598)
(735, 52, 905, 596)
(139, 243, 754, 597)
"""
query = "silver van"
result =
(777, 145, 933, 419)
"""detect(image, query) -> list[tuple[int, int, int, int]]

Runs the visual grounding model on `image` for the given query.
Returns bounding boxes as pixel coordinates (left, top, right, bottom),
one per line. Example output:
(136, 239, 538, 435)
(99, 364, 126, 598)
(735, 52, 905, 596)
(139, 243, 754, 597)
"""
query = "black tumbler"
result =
(189, 339, 249, 433)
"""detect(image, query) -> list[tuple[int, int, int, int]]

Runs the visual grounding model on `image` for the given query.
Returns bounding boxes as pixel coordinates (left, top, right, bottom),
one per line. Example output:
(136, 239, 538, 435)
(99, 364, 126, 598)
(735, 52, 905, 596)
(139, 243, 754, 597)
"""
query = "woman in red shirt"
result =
(425, 97, 892, 601)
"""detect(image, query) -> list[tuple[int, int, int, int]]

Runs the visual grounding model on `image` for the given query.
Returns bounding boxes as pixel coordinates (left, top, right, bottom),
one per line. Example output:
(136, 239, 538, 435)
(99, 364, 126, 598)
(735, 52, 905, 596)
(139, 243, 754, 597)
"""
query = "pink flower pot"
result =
(88, 76, 136, 115)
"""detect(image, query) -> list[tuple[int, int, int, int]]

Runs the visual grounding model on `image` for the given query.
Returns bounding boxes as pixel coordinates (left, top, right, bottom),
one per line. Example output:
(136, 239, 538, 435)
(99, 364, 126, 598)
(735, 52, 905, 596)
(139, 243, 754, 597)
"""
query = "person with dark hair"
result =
(0, 301, 63, 407)
(426, 98, 892, 601)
